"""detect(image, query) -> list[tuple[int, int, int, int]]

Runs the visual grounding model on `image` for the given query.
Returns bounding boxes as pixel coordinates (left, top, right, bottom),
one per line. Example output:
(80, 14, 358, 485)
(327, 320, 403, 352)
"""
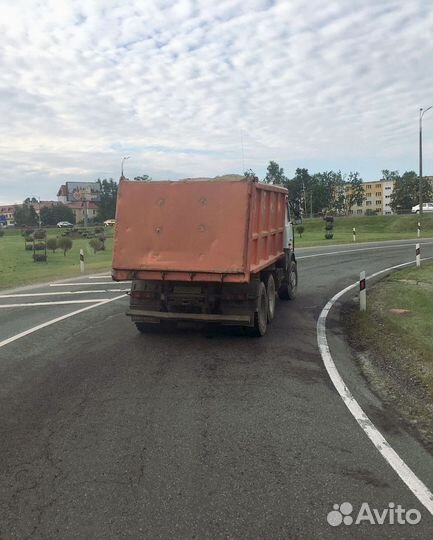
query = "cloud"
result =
(0, 0, 432, 201)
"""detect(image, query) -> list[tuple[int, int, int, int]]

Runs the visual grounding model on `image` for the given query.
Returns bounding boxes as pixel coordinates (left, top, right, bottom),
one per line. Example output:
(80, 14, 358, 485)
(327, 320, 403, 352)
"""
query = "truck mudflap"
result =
(126, 309, 252, 326)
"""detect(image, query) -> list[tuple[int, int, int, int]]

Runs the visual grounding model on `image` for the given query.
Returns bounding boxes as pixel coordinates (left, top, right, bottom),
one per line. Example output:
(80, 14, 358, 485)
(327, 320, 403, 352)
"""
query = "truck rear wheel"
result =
(250, 281, 268, 337)
(278, 260, 298, 300)
(266, 274, 276, 322)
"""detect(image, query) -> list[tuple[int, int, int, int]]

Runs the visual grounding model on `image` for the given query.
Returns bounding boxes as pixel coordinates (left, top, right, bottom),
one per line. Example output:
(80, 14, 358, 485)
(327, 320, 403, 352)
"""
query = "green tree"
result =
(89, 238, 104, 253)
(264, 161, 287, 185)
(296, 225, 305, 238)
(381, 169, 400, 182)
(14, 204, 38, 226)
(97, 178, 118, 222)
(134, 174, 152, 181)
(286, 168, 306, 201)
(286, 168, 317, 215)
(243, 169, 256, 178)
(344, 172, 365, 215)
(40, 204, 74, 226)
(390, 171, 432, 212)
(311, 170, 344, 214)
(57, 237, 73, 256)
(46, 237, 58, 253)
(24, 197, 38, 204)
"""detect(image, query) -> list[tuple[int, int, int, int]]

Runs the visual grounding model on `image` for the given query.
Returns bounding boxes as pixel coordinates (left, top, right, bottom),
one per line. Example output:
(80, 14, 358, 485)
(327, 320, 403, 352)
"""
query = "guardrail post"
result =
(360, 271, 366, 311)
(80, 248, 85, 273)
(416, 243, 420, 267)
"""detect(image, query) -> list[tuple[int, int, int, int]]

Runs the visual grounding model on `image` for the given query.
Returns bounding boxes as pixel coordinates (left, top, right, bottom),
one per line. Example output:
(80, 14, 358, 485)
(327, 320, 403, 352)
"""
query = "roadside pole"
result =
(359, 271, 366, 311)
(80, 249, 85, 273)
(352, 227, 356, 242)
(416, 244, 421, 267)
(417, 221, 421, 238)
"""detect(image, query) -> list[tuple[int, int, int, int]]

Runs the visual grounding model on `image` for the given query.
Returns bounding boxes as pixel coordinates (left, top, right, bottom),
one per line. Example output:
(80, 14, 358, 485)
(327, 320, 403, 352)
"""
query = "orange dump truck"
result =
(112, 175, 297, 336)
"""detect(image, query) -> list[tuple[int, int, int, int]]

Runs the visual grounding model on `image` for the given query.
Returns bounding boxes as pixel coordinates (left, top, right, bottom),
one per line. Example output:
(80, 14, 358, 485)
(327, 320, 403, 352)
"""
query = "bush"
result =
(95, 226, 104, 234)
(33, 253, 47, 262)
(34, 242, 46, 251)
(25, 242, 33, 251)
(296, 225, 305, 238)
(325, 232, 334, 239)
(89, 238, 104, 253)
(0, 229, 4, 237)
(46, 237, 58, 253)
(33, 229, 47, 239)
(21, 227, 34, 237)
(58, 237, 73, 256)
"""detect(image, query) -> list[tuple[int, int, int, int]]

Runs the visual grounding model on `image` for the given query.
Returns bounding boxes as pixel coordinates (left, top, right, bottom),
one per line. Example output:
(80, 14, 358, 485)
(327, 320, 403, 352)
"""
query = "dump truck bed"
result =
(112, 175, 287, 283)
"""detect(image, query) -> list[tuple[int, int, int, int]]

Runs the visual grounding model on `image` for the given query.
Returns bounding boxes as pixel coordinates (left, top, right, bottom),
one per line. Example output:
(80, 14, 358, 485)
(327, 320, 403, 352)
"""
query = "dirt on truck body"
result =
(112, 174, 297, 336)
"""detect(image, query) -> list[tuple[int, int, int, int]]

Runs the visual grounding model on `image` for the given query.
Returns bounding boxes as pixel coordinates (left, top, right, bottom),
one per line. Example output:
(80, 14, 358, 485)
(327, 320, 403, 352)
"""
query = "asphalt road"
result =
(0, 239, 432, 540)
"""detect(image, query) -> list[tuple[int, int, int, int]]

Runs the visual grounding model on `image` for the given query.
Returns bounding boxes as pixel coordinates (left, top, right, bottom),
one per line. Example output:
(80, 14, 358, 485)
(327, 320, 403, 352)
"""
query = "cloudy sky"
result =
(1, 0, 432, 202)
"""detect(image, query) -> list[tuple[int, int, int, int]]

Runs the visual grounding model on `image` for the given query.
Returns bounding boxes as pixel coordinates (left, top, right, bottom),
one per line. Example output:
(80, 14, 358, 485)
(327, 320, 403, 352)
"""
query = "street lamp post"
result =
(121, 156, 130, 178)
(419, 106, 432, 214)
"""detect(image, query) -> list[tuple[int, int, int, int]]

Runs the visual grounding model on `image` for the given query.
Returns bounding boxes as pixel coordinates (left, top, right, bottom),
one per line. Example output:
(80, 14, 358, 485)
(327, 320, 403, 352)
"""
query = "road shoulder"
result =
(322, 270, 433, 512)
(343, 262, 433, 451)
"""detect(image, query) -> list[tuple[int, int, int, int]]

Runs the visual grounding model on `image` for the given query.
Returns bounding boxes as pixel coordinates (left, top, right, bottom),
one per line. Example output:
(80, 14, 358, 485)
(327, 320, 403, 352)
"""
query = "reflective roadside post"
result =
(360, 271, 366, 311)
(353, 227, 356, 242)
(80, 249, 85, 273)
(416, 244, 420, 268)
(417, 221, 421, 238)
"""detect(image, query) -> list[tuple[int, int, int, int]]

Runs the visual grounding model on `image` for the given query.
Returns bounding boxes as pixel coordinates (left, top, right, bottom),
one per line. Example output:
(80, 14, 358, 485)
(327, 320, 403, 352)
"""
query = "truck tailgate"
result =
(112, 179, 251, 275)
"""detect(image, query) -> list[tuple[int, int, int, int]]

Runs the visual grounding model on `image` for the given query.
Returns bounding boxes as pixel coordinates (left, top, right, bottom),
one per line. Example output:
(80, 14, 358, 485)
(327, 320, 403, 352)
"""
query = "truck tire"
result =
(278, 260, 298, 300)
(266, 274, 276, 322)
(250, 282, 268, 337)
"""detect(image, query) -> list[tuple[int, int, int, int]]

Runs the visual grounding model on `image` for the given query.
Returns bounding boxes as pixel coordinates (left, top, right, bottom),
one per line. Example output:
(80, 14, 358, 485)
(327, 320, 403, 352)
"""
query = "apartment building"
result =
(351, 179, 394, 215)
(382, 180, 394, 214)
(66, 201, 98, 223)
(0, 205, 17, 226)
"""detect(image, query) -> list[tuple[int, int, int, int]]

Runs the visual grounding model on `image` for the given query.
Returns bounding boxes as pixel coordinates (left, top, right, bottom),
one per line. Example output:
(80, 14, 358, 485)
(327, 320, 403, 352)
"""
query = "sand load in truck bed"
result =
(112, 175, 288, 283)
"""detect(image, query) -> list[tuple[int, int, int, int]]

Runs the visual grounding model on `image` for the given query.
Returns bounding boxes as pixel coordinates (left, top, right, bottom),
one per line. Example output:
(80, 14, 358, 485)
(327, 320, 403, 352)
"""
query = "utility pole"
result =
(419, 106, 432, 214)
(302, 180, 307, 217)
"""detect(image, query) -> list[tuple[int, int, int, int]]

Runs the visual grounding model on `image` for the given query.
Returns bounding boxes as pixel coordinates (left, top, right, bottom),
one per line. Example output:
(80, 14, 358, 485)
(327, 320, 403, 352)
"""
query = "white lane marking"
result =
(88, 275, 111, 278)
(0, 294, 126, 349)
(298, 242, 432, 260)
(0, 289, 130, 299)
(0, 299, 108, 308)
(50, 281, 131, 286)
(317, 257, 433, 516)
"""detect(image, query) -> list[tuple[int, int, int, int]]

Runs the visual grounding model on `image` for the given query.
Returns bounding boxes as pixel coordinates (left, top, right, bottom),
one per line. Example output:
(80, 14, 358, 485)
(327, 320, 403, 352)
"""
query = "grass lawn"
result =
(295, 213, 433, 247)
(0, 228, 114, 290)
(346, 262, 433, 449)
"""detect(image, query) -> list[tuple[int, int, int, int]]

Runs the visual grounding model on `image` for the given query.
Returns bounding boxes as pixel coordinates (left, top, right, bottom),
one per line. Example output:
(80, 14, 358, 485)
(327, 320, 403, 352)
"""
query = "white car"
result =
(104, 219, 116, 227)
(411, 202, 433, 213)
(56, 221, 74, 228)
